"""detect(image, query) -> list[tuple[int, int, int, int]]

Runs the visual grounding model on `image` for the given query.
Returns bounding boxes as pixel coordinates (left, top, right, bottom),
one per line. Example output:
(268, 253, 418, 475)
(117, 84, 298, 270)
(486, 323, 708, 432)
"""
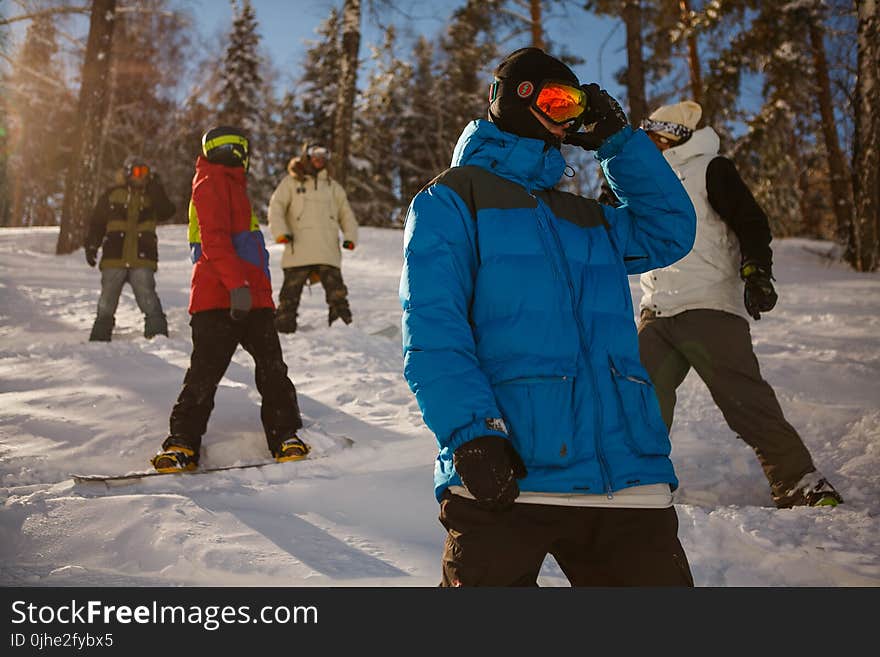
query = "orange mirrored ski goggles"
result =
(533, 81, 587, 125)
(129, 165, 150, 179)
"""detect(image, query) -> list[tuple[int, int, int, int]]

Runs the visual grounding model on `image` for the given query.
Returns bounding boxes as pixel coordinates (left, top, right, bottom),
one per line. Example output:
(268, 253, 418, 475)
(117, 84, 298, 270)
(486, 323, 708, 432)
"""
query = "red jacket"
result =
(187, 156, 274, 314)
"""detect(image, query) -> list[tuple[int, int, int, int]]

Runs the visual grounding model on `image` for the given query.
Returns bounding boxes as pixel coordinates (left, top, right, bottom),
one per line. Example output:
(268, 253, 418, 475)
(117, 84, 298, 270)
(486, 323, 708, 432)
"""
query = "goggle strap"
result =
(488, 81, 500, 103)
(204, 134, 248, 153)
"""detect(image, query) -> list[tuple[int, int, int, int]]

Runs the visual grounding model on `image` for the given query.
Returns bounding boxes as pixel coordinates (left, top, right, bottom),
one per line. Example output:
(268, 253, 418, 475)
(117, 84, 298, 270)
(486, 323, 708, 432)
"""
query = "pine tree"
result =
(332, 0, 361, 187)
(217, 0, 273, 216)
(6, 14, 71, 227)
(850, 0, 880, 271)
(57, 0, 118, 255)
(738, 3, 845, 238)
(349, 25, 412, 226)
(622, 0, 649, 125)
(272, 90, 304, 175)
(803, 0, 853, 245)
(435, 0, 499, 165)
(0, 20, 9, 226)
(98, 0, 186, 219)
(586, 0, 666, 125)
(219, 0, 262, 130)
(295, 9, 342, 154)
(399, 36, 443, 205)
(733, 103, 806, 237)
(266, 7, 345, 215)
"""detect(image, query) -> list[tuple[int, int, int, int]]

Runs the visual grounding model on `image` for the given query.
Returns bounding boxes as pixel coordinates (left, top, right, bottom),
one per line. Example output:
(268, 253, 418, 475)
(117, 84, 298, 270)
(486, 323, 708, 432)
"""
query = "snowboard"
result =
(72, 436, 354, 486)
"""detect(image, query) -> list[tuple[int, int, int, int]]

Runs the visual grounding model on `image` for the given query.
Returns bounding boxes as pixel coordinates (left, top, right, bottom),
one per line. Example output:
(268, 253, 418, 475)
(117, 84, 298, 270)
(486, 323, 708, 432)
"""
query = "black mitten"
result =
(563, 84, 628, 151)
(85, 246, 98, 268)
(230, 286, 252, 321)
(741, 262, 778, 320)
(453, 435, 527, 511)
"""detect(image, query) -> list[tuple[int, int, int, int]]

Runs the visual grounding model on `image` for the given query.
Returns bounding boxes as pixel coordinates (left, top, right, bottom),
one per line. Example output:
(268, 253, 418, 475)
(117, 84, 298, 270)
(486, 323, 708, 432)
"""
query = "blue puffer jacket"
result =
(400, 120, 696, 502)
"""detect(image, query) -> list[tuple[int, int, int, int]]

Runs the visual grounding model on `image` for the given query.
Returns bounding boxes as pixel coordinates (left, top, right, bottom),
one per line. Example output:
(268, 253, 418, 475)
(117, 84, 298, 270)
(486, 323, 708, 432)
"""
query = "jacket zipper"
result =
(535, 199, 613, 497)
(498, 375, 569, 385)
(609, 361, 649, 385)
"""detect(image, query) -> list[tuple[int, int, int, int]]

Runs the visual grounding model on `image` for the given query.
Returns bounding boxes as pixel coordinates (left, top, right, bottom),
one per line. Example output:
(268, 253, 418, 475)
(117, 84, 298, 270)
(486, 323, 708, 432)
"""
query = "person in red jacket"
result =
(151, 126, 309, 472)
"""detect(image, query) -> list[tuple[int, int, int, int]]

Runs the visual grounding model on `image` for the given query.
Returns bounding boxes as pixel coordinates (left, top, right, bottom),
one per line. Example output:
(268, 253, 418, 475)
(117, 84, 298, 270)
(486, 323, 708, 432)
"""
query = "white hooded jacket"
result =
(639, 127, 748, 320)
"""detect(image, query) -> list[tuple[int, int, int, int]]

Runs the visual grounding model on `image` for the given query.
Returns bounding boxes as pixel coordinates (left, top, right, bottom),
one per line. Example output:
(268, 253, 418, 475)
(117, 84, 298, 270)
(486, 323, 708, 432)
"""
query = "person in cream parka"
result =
(268, 144, 358, 333)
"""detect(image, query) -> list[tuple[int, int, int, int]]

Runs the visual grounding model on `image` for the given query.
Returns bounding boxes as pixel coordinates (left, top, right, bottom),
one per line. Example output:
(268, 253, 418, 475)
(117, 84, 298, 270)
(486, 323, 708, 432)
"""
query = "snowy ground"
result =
(0, 225, 878, 586)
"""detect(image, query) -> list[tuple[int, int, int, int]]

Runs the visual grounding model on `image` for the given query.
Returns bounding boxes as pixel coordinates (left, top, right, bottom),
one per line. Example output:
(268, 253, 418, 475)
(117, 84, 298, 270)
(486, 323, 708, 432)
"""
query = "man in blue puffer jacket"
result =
(400, 48, 697, 587)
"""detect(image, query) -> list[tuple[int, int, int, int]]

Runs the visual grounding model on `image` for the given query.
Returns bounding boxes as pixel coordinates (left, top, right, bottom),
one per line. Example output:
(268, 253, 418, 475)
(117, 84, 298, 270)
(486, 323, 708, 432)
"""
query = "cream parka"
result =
(267, 167, 358, 269)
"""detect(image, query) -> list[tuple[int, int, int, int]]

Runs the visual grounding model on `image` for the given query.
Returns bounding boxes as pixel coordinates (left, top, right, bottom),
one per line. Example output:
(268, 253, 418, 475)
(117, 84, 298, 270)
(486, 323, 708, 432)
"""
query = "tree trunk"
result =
(808, 15, 853, 247)
(679, 0, 703, 105)
(56, 0, 116, 255)
(849, 0, 880, 271)
(622, 0, 648, 126)
(10, 182, 25, 227)
(530, 0, 544, 49)
(332, 0, 361, 188)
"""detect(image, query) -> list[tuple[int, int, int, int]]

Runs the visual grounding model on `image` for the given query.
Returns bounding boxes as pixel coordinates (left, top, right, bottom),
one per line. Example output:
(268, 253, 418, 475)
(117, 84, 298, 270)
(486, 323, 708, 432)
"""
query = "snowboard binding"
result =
(151, 445, 198, 473)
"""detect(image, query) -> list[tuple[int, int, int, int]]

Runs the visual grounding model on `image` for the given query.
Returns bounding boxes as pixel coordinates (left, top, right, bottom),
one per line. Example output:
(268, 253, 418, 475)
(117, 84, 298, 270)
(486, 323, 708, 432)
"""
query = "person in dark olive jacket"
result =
(636, 100, 843, 509)
(400, 48, 697, 586)
(84, 156, 175, 341)
(150, 126, 309, 473)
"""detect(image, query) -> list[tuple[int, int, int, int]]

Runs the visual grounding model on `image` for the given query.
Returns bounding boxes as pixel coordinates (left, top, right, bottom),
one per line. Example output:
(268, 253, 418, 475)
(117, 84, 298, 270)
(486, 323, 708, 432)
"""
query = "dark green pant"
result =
(276, 265, 351, 332)
(637, 309, 815, 503)
(439, 493, 693, 587)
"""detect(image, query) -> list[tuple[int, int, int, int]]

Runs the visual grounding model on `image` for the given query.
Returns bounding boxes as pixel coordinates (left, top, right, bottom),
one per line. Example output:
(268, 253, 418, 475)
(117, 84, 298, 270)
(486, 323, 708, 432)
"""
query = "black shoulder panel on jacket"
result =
(430, 166, 537, 220)
(534, 189, 608, 229)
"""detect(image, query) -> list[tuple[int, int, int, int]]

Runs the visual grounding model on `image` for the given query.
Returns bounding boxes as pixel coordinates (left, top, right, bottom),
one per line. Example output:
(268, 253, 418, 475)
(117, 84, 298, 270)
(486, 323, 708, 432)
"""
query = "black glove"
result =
(85, 246, 98, 268)
(230, 286, 252, 321)
(563, 84, 629, 151)
(453, 435, 527, 511)
(741, 262, 777, 320)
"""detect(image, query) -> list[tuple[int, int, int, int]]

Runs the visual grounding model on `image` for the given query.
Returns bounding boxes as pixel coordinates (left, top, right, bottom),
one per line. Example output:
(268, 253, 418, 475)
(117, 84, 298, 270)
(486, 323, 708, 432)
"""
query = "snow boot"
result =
(272, 435, 310, 463)
(144, 313, 168, 339)
(275, 310, 298, 334)
(328, 304, 352, 327)
(151, 437, 199, 473)
(775, 471, 844, 508)
(89, 316, 114, 342)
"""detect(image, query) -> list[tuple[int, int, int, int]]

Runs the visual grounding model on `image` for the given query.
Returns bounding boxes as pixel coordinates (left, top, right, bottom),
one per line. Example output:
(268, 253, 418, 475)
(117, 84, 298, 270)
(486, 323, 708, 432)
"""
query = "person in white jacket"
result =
(268, 144, 359, 333)
(635, 101, 843, 509)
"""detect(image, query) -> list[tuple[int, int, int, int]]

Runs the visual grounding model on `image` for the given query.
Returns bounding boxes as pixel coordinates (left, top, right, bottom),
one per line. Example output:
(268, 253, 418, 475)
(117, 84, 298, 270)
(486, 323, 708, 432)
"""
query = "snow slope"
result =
(0, 225, 878, 586)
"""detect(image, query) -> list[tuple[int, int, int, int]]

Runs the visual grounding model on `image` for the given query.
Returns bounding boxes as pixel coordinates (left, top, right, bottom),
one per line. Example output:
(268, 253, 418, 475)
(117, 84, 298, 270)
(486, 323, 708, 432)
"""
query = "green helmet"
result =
(201, 126, 249, 170)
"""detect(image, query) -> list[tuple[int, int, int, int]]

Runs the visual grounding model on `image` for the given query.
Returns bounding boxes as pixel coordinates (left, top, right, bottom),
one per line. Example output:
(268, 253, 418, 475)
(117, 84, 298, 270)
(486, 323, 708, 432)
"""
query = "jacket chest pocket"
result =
(101, 231, 125, 259)
(608, 355, 670, 456)
(492, 376, 577, 467)
(137, 231, 158, 261)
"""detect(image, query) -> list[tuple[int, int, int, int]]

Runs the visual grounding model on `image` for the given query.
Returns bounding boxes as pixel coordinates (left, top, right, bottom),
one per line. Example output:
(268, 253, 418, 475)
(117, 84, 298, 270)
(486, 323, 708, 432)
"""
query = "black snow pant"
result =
(166, 308, 303, 457)
(637, 308, 816, 505)
(275, 265, 352, 332)
(438, 493, 694, 587)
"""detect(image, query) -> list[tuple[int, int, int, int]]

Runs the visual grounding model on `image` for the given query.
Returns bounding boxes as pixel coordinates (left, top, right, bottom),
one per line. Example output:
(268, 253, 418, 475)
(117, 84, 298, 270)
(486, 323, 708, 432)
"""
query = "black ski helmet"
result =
(488, 47, 581, 143)
(123, 155, 150, 184)
(201, 126, 249, 169)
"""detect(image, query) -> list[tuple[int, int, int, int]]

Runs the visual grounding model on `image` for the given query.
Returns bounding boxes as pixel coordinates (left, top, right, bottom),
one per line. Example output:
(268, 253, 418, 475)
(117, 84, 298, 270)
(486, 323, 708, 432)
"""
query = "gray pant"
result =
(92, 268, 166, 340)
(637, 309, 815, 502)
